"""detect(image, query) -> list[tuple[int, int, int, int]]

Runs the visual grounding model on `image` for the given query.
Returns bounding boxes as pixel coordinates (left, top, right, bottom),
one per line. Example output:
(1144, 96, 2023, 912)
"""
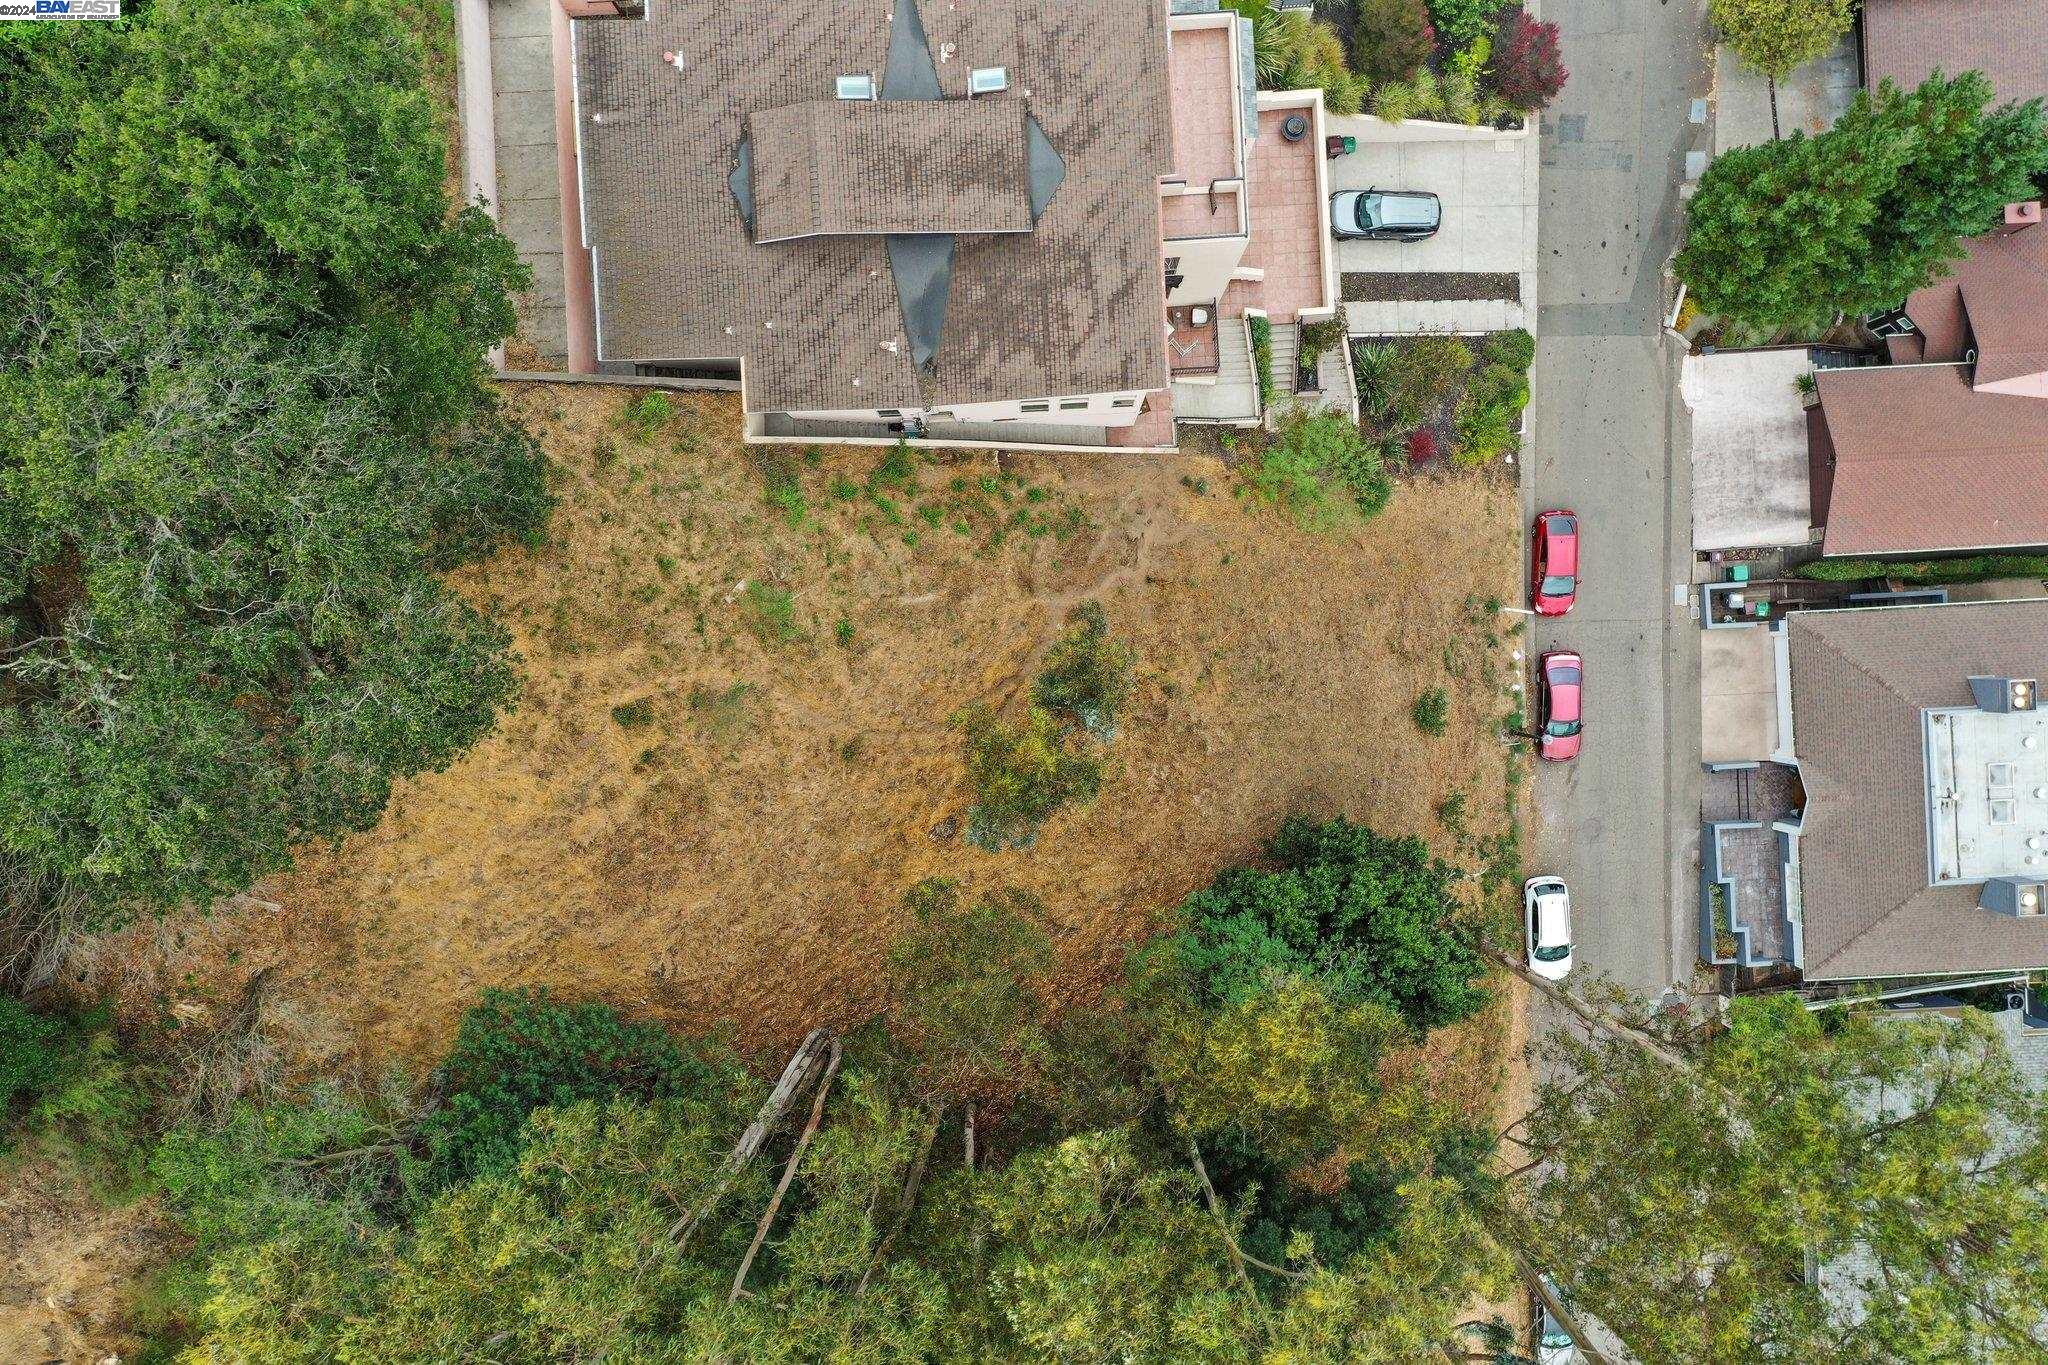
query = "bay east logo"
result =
(0, 0, 122, 17)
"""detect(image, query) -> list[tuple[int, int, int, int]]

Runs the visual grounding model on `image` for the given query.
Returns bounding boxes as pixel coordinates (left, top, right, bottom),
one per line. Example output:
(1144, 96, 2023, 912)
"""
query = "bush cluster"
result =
(1797, 554, 2048, 584)
(1246, 410, 1394, 528)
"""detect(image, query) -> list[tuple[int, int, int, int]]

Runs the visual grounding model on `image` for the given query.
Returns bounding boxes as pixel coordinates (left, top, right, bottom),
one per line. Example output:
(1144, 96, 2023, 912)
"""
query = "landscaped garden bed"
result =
(1226, 0, 1565, 128)
(1351, 328, 1534, 473)
(1343, 271, 1522, 304)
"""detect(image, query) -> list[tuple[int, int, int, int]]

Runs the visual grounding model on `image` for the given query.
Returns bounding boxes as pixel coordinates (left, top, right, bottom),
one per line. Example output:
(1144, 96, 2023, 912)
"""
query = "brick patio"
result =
(1228, 108, 1326, 322)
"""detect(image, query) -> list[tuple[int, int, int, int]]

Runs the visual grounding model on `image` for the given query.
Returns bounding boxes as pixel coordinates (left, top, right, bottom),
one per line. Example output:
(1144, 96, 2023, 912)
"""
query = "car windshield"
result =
(1544, 514, 1575, 537)
(1354, 196, 1379, 230)
(1535, 942, 1571, 963)
(1541, 1326, 1574, 1348)
(1540, 574, 1575, 597)
(1544, 718, 1581, 738)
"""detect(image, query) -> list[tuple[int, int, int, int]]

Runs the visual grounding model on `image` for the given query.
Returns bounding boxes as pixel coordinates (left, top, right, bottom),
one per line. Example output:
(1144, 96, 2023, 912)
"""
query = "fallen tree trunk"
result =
(672, 1029, 832, 1250)
(729, 1036, 842, 1304)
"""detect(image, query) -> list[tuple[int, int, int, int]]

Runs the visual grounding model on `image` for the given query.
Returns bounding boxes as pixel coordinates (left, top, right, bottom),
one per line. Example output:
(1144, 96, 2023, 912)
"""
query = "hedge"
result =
(1798, 554, 2048, 584)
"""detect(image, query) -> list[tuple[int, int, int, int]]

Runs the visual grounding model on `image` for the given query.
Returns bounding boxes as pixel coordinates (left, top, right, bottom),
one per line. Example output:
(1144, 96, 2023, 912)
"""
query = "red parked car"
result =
(1531, 510, 1579, 615)
(1537, 651, 1583, 762)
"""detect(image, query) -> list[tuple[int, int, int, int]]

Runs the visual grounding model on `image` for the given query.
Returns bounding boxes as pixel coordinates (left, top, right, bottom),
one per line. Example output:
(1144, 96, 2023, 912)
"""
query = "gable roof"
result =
(1812, 364, 2048, 555)
(1861, 0, 2048, 107)
(571, 0, 1173, 414)
(1790, 601, 2048, 980)
(1902, 219, 2048, 389)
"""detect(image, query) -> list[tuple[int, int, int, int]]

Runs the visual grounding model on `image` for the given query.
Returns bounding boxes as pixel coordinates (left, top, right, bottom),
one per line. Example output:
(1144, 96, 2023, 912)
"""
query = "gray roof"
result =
(1790, 601, 2048, 980)
(572, 0, 1174, 413)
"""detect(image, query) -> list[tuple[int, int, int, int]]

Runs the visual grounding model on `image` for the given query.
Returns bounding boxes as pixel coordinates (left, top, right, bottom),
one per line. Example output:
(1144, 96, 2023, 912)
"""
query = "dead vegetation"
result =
(79, 387, 1525, 1082)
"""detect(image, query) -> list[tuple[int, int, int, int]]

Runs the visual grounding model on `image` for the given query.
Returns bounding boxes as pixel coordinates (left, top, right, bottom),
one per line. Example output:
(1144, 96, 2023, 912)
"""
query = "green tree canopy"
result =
(1158, 815, 1487, 1032)
(1677, 71, 2048, 328)
(882, 879, 1055, 1102)
(0, 0, 549, 920)
(1709, 0, 1854, 83)
(1516, 994, 2048, 1362)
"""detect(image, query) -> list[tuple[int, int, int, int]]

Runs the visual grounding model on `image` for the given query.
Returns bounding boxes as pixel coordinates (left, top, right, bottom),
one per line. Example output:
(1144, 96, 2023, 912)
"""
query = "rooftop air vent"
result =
(969, 66, 1009, 95)
(836, 73, 877, 101)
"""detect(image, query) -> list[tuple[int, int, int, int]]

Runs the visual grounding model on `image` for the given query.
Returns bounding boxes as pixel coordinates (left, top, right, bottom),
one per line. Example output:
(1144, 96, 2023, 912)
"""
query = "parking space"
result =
(1326, 115, 1538, 334)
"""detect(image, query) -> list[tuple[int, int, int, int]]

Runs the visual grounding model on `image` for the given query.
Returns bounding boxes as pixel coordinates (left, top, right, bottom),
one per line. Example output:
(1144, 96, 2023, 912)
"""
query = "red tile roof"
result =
(1813, 363, 2048, 555)
(1903, 219, 2048, 386)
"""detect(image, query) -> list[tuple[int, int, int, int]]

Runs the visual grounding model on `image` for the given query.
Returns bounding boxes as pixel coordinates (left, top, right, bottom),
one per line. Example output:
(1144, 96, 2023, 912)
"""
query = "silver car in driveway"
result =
(1328, 188, 1441, 241)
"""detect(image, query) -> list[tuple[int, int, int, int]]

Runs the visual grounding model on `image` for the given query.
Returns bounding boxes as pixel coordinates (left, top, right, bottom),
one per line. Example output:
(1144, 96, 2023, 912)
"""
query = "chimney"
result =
(1992, 201, 2042, 237)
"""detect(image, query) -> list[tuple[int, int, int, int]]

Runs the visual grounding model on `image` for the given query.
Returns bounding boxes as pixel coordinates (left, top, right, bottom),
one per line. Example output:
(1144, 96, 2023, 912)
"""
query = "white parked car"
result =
(1523, 876, 1574, 981)
(1535, 1275, 1580, 1364)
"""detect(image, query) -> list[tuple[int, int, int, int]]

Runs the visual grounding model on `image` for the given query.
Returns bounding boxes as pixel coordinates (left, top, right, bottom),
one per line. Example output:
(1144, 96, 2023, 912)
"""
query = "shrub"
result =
(1482, 327, 1536, 372)
(1491, 10, 1567, 111)
(609, 698, 654, 729)
(1453, 361, 1529, 465)
(1406, 428, 1441, 464)
(0, 999, 150, 1193)
(1353, 341, 1403, 423)
(1371, 76, 1417, 123)
(959, 706, 1104, 850)
(1391, 335, 1474, 426)
(1299, 316, 1349, 357)
(1797, 554, 2048, 584)
(421, 988, 714, 1185)
(619, 392, 675, 442)
(1354, 0, 1435, 86)
(1159, 815, 1488, 1032)
(1248, 315, 1276, 407)
(885, 880, 1054, 1099)
(1412, 686, 1451, 736)
(1439, 69, 1482, 125)
(1034, 602, 1136, 742)
(1428, 0, 1501, 48)
(1245, 411, 1393, 529)
(1708, 0, 1854, 84)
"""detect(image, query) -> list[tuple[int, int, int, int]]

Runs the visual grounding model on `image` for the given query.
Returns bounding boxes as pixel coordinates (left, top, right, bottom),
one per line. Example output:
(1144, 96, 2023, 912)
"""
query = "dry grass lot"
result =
(84, 387, 1527, 1077)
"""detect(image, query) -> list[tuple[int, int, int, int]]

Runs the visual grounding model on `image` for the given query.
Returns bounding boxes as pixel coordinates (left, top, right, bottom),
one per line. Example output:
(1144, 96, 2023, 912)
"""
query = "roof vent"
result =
(836, 73, 877, 101)
(969, 66, 1009, 95)
(1982, 876, 2048, 918)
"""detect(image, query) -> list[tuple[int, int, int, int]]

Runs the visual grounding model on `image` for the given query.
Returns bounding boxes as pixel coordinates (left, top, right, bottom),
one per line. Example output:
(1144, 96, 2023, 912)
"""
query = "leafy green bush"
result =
(1034, 602, 1135, 742)
(1371, 74, 1420, 122)
(0, 999, 150, 1193)
(1354, 0, 1435, 85)
(1452, 360, 1530, 465)
(959, 705, 1104, 850)
(1427, 0, 1498, 47)
(1483, 327, 1536, 372)
(1412, 686, 1451, 736)
(421, 988, 716, 1185)
(1797, 554, 2048, 584)
(1160, 815, 1488, 1032)
(1299, 316, 1349, 357)
(1245, 411, 1394, 529)
(609, 698, 655, 729)
(1248, 315, 1276, 407)
(1352, 341, 1404, 425)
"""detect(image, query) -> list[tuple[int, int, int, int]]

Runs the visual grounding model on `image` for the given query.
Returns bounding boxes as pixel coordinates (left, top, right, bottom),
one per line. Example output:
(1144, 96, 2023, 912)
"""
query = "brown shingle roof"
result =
(572, 0, 1173, 413)
(1862, 0, 2048, 107)
(1902, 220, 2048, 384)
(1790, 601, 2048, 980)
(1812, 364, 2048, 555)
(748, 100, 1034, 244)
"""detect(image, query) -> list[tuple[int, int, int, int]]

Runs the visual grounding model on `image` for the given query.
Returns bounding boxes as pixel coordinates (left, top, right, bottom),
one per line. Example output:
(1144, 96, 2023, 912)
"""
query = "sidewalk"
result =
(1713, 31, 1859, 153)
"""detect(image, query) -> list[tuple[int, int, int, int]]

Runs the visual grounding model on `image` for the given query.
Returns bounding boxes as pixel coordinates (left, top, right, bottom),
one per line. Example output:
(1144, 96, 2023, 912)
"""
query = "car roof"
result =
(1542, 516, 1578, 575)
(1535, 894, 1569, 944)
(1369, 191, 1439, 227)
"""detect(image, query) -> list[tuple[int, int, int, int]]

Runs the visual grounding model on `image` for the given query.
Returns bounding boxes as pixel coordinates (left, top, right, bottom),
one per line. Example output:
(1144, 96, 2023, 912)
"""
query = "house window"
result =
(876, 409, 901, 417)
(1059, 400, 1089, 410)
(1021, 402, 1050, 413)
(1111, 398, 1137, 408)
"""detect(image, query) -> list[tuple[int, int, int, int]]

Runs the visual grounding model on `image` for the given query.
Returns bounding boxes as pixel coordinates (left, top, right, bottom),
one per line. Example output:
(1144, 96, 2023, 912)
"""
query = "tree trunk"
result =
(1482, 947, 1698, 1072)
(857, 1107, 941, 1296)
(1768, 77, 1781, 140)
(672, 1029, 832, 1249)
(1504, 1242, 1618, 1365)
(728, 1037, 842, 1304)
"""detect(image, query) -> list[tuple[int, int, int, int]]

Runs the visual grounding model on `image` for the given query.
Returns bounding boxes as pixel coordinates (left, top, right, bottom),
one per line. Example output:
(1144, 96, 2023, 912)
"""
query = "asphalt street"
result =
(1526, 0, 1707, 1003)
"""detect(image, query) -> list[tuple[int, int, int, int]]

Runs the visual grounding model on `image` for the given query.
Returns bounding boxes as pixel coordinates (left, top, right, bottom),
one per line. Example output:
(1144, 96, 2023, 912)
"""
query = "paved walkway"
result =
(488, 0, 569, 365)
(1528, 0, 1708, 1007)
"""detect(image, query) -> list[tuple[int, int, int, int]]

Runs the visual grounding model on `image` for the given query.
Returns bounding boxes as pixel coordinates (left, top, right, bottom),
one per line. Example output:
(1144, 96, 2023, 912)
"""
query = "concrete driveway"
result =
(1326, 115, 1538, 333)
(1526, 0, 1705, 1005)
